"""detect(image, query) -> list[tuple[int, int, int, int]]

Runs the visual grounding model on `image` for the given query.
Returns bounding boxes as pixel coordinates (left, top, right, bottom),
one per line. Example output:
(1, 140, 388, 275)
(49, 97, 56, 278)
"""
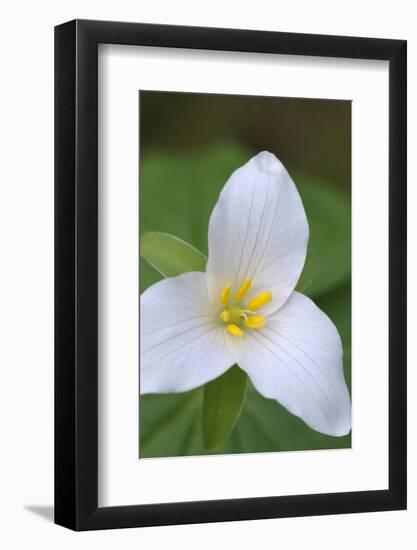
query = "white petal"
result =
(206, 152, 308, 315)
(227, 291, 351, 436)
(140, 272, 235, 394)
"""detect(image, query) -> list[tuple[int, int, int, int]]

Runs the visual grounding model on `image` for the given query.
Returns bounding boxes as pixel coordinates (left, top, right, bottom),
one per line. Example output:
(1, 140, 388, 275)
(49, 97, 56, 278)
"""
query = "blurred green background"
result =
(139, 91, 351, 458)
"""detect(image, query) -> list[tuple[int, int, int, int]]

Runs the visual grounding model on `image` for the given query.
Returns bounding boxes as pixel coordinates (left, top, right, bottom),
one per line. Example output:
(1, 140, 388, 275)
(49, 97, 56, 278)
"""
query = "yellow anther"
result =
(247, 291, 272, 311)
(219, 309, 230, 323)
(244, 315, 266, 329)
(220, 282, 232, 305)
(234, 279, 252, 300)
(226, 324, 245, 337)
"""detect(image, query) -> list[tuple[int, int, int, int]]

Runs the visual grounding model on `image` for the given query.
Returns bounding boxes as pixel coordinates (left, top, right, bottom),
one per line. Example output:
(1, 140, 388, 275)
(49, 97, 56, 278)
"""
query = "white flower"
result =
(141, 152, 351, 436)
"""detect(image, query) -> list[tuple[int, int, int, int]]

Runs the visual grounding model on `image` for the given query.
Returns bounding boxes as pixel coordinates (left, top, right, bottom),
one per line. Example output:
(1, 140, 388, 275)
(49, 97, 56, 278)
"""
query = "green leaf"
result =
(202, 366, 248, 451)
(139, 391, 203, 458)
(140, 231, 207, 278)
(295, 175, 351, 298)
(139, 143, 250, 293)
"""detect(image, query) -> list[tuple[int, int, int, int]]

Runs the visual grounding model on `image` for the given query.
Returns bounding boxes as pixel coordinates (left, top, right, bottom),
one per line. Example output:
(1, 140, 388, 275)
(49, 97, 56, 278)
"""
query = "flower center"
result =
(218, 279, 272, 337)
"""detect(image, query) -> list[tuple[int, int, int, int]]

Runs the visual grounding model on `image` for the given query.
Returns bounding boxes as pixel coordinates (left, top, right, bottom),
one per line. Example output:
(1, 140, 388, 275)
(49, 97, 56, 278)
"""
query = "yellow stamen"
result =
(226, 324, 245, 337)
(244, 315, 266, 329)
(219, 309, 230, 323)
(234, 279, 252, 300)
(220, 282, 232, 305)
(247, 291, 272, 311)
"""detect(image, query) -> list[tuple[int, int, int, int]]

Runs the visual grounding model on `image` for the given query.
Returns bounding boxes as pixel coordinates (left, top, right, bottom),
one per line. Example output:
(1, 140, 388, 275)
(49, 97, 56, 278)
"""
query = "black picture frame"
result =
(55, 19, 407, 531)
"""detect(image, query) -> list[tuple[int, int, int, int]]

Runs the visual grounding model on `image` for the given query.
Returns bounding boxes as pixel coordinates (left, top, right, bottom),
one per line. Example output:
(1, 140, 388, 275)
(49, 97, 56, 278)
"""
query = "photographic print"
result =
(139, 91, 351, 458)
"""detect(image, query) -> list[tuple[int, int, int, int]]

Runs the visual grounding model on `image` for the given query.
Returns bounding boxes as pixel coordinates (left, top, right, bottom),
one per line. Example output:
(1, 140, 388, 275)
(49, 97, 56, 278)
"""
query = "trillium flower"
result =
(141, 152, 351, 436)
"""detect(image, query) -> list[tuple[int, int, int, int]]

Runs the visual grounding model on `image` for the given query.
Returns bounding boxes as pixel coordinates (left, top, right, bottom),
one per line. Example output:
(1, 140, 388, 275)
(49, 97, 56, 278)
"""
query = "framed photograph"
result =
(55, 19, 406, 530)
